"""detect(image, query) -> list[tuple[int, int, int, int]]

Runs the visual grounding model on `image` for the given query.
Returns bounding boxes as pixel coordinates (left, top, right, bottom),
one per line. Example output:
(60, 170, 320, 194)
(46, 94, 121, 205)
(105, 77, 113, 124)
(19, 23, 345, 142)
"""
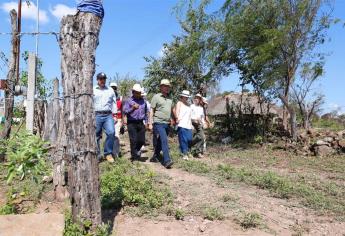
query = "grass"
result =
(170, 146, 345, 216)
(100, 158, 173, 217)
(203, 207, 224, 221)
(238, 212, 262, 229)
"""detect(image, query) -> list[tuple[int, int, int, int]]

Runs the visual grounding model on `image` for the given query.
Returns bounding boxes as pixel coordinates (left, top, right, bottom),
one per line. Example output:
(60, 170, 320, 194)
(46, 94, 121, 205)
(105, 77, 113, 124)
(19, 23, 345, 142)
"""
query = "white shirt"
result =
(176, 101, 192, 130)
(191, 104, 204, 123)
(93, 85, 117, 113)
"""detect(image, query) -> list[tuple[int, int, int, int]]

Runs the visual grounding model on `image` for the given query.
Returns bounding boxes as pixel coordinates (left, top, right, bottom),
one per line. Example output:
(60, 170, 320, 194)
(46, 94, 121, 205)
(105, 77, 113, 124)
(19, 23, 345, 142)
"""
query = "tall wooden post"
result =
(59, 12, 102, 227)
(1, 10, 18, 139)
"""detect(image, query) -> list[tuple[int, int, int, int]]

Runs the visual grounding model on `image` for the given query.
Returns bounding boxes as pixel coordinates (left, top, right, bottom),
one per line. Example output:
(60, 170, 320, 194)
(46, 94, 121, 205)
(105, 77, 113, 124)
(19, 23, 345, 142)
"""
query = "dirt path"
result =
(113, 141, 345, 235)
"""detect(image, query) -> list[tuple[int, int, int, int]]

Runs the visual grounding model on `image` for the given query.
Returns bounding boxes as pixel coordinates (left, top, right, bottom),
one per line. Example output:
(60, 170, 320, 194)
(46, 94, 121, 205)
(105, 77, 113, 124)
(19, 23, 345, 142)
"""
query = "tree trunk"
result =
(59, 12, 102, 227)
(1, 10, 18, 139)
(43, 78, 60, 142)
(279, 94, 297, 140)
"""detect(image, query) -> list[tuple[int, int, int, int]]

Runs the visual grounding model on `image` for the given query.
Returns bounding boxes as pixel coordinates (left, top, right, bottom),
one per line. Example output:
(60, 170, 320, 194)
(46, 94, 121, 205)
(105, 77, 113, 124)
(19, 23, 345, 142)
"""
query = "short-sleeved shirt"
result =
(151, 93, 173, 124)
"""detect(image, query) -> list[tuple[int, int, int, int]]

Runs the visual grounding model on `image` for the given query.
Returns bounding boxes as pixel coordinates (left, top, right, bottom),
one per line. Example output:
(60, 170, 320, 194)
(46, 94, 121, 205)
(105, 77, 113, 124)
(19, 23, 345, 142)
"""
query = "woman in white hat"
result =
(175, 90, 193, 160)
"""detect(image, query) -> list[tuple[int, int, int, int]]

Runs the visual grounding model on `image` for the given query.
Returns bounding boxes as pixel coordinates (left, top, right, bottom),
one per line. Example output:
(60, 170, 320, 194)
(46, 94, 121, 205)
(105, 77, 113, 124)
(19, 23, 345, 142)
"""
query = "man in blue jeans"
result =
(94, 72, 117, 163)
(148, 79, 174, 169)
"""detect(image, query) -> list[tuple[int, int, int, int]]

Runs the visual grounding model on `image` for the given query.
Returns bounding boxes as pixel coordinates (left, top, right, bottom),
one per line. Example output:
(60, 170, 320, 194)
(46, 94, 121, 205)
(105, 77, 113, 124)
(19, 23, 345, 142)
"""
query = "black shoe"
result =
(150, 157, 159, 163)
(164, 160, 174, 169)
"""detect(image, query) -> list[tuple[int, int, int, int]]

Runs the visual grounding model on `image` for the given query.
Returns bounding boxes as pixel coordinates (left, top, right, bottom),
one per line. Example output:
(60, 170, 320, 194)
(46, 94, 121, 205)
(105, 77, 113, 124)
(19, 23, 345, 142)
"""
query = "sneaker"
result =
(164, 160, 174, 169)
(188, 153, 193, 159)
(105, 154, 115, 163)
(182, 155, 189, 160)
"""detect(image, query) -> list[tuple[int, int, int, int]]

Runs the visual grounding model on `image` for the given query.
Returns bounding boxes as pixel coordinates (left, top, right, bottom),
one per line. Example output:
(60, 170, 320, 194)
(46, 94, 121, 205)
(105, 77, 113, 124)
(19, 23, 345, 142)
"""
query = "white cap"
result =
(202, 97, 208, 104)
(180, 90, 191, 98)
(160, 79, 171, 86)
(195, 93, 202, 98)
(132, 84, 142, 92)
(110, 82, 118, 87)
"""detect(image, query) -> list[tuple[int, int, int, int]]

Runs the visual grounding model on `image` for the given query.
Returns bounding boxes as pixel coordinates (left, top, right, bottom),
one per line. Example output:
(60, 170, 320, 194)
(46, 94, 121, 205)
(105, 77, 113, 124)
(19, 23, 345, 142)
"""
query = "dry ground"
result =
(1, 134, 344, 236)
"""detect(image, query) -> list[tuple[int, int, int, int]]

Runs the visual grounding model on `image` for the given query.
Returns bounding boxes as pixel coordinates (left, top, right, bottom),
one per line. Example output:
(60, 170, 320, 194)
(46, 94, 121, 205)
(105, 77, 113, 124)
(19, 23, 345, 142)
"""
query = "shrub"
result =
(203, 207, 224, 221)
(239, 212, 262, 229)
(4, 132, 50, 184)
(100, 159, 172, 211)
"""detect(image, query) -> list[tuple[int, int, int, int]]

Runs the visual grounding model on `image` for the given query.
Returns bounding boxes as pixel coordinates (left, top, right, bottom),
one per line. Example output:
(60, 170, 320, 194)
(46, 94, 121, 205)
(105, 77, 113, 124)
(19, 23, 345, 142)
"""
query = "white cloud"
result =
(1, 1, 49, 24)
(50, 4, 76, 20)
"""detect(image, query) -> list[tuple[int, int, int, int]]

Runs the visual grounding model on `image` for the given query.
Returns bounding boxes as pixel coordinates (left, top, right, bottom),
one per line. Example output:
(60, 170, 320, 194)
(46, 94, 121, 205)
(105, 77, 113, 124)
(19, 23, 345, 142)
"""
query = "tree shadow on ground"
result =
(102, 208, 120, 234)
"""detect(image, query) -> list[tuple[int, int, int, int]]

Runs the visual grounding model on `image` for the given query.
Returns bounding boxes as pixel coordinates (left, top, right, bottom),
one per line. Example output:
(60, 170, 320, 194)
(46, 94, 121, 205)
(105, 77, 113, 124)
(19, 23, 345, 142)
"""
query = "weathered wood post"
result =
(1, 10, 18, 139)
(59, 12, 102, 227)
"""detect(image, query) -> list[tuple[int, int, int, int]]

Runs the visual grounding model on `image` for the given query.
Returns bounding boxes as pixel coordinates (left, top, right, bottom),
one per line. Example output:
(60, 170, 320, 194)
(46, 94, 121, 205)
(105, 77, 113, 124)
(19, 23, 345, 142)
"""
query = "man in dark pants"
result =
(148, 79, 174, 169)
(123, 84, 147, 161)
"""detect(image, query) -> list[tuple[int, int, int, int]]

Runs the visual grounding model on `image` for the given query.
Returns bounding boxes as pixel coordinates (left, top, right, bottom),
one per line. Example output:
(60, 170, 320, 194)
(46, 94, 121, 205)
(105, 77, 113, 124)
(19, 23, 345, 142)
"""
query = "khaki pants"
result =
(113, 118, 122, 157)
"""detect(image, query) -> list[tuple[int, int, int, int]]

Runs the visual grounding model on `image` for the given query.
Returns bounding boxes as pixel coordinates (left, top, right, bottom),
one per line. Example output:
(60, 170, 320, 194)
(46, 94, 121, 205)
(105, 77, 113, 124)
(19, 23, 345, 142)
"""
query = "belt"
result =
(95, 110, 112, 115)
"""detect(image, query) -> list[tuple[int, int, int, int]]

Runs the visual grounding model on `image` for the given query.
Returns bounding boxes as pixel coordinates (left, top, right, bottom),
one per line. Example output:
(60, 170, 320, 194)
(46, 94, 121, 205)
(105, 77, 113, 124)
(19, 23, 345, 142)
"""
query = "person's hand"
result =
(147, 124, 153, 131)
(132, 103, 139, 110)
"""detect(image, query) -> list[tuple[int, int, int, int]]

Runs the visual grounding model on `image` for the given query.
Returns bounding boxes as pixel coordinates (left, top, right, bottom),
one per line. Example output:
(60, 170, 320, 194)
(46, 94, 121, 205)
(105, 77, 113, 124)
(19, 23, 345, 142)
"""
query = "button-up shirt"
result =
(93, 85, 117, 113)
(123, 96, 147, 122)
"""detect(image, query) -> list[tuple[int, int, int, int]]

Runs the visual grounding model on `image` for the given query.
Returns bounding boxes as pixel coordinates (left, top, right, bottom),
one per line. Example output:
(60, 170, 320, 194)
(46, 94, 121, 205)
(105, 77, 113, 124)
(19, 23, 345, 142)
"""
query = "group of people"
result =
(93, 72, 209, 169)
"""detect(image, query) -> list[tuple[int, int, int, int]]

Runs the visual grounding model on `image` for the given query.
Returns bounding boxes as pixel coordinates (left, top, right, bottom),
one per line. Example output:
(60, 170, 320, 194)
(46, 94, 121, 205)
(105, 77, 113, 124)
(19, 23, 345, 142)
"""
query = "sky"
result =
(0, 0, 344, 114)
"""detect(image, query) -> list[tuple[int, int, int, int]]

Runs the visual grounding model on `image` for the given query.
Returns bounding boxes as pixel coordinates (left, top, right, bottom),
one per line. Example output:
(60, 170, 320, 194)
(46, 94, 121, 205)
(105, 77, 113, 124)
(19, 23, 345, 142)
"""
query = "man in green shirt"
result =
(148, 79, 174, 168)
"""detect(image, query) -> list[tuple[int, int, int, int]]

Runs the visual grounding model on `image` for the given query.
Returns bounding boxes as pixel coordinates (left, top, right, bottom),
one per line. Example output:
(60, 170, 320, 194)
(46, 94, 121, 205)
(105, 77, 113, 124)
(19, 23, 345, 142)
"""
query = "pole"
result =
(35, 0, 39, 56)
(16, 0, 22, 84)
(26, 52, 36, 134)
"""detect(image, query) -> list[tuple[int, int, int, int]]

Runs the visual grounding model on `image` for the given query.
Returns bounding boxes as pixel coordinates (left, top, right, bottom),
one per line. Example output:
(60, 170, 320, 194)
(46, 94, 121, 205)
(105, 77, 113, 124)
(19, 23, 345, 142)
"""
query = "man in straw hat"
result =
(123, 84, 148, 162)
(148, 79, 174, 168)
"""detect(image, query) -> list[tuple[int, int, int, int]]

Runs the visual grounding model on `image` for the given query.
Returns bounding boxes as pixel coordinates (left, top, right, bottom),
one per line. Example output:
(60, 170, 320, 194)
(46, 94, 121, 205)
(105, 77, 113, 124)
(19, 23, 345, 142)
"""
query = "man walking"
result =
(123, 84, 148, 162)
(148, 79, 174, 169)
(110, 82, 123, 158)
(94, 72, 117, 163)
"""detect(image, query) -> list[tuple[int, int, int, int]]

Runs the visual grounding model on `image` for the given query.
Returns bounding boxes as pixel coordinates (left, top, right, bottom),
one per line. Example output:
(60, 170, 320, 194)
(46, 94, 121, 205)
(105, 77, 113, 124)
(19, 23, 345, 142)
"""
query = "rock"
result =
(323, 137, 334, 143)
(315, 140, 330, 146)
(337, 130, 345, 138)
(338, 139, 345, 148)
(314, 145, 334, 156)
(221, 136, 232, 144)
(199, 224, 207, 232)
(42, 175, 53, 183)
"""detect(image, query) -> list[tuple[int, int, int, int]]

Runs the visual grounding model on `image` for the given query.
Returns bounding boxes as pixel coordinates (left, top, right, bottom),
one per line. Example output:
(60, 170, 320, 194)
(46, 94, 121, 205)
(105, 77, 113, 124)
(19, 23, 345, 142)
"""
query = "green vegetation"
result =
(100, 158, 173, 216)
(238, 212, 262, 229)
(63, 212, 110, 236)
(203, 207, 224, 221)
(2, 132, 50, 184)
(313, 118, 345, 131)
(0, 202, 16, 215)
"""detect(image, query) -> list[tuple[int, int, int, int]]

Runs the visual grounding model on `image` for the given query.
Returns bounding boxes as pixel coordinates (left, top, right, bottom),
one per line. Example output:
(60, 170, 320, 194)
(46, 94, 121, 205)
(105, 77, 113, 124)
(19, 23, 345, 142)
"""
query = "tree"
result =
(291, 63, 325, 129)
(220, 0, 332, 140)
(144, 0, 221, 99)
(112, 73, 140, 98)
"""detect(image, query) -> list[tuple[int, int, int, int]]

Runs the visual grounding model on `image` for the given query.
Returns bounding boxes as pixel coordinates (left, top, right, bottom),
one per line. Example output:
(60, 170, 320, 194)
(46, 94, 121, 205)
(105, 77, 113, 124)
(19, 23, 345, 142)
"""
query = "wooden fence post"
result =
(59, 12, 102, 227)
(1, 10, 18, 139)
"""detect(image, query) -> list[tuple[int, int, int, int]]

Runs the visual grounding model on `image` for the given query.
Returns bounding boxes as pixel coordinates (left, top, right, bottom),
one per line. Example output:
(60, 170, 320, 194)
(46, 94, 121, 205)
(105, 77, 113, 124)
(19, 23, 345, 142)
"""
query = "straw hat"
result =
(180, 90, 191, 98)
(132, 84, 142, 92)
(194, 93, 202, 98)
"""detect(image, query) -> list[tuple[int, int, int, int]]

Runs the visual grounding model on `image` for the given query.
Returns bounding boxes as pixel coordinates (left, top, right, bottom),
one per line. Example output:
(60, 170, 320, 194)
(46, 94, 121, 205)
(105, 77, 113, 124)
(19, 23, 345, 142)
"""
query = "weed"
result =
(174, 208, 185, 220)
(100, 158, 172, 214)
(239, 212, 262, 229)
(176, 159, 210, 174)
(0, 203, 16, 215)
(63, 211, 110, 236)
(203, 207, 224, 221)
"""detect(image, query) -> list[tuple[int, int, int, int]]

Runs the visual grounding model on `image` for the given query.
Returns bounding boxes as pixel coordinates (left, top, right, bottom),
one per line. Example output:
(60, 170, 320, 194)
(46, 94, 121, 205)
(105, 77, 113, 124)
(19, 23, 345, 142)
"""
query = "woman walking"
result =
(175, 90, 193, 160)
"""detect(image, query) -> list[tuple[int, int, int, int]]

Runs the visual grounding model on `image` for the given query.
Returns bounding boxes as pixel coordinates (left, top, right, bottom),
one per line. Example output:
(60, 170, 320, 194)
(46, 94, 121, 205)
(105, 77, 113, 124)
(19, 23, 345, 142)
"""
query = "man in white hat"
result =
(175, 90, 193, 160)
(94, 72, 117, 163)
(123, 84, 148, 161)
(190, 93, 205, 158)
(148, 79, 174, 168)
